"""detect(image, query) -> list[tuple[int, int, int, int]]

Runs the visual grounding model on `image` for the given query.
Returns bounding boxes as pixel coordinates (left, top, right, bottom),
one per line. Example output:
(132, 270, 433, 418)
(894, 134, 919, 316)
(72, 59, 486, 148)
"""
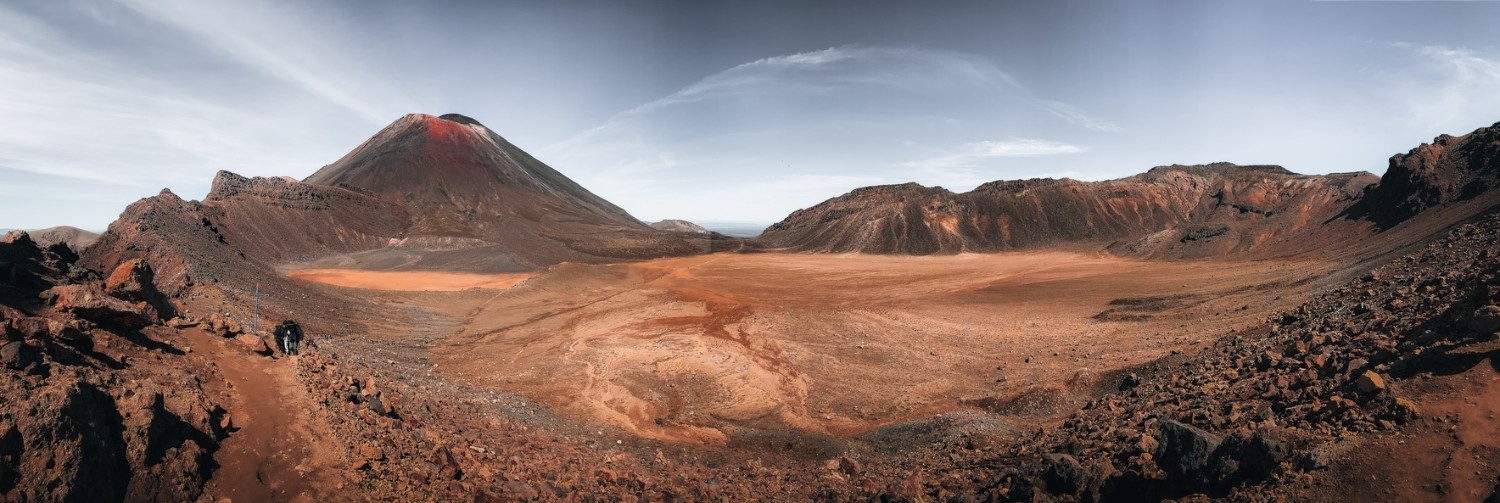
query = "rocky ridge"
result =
(758, 163, 1377, 258)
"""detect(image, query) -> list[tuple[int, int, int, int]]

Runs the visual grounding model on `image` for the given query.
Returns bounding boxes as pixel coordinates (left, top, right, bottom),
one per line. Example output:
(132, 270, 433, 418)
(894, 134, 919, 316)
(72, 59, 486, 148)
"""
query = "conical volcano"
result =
(306, 113, 645, 239)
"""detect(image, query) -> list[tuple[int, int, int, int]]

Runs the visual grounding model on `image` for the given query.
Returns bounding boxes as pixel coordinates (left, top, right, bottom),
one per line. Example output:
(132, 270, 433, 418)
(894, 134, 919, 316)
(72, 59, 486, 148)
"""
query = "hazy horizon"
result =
(4, 0, 1500, 230)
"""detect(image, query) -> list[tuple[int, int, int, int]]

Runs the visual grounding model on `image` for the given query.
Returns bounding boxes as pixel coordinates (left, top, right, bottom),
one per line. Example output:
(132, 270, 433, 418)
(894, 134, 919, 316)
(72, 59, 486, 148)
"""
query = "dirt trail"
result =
(183, 328, 349, 502)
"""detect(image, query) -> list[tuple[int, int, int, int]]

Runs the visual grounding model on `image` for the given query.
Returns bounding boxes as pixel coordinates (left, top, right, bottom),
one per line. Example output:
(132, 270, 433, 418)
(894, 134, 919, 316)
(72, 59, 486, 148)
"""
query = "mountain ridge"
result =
(757, 163, 1379, 258)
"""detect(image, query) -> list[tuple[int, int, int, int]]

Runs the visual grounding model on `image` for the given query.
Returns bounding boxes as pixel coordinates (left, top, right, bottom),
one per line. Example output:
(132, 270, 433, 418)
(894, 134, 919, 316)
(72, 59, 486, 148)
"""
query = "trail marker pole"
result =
(253, 283, 260, 334)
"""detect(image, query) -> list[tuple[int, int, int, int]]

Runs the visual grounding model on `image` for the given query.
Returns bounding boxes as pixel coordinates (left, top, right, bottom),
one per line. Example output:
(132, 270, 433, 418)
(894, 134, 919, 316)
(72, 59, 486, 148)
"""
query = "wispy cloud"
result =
(904, 139, 1085, 175)
(968, 139, 1086, 157)
(114, 0, 410, 125)
(1387, 43, 1500, 131)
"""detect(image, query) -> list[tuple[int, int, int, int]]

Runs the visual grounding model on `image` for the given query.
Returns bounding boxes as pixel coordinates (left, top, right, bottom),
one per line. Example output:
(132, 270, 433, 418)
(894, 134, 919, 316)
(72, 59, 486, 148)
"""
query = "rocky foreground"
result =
(0, 230, 223, 501)
(974, 211, 1500, 501)
(10, 206, 1495, 501)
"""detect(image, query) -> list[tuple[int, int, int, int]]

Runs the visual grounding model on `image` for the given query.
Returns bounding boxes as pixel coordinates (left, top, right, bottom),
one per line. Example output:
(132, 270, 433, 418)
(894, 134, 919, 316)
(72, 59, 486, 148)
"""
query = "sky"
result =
(3, 1, 1500, 231)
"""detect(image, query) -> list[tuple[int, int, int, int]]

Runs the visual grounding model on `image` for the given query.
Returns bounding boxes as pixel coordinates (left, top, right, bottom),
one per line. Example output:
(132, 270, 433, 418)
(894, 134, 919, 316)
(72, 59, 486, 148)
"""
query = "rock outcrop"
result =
(0, 233, 224, 502)
(1343, 121, 1500, 229)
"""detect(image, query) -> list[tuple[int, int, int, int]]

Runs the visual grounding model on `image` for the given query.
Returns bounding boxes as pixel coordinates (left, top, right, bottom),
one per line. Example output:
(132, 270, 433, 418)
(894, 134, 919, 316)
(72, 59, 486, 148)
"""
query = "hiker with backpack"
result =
(274, 320, 304, 355)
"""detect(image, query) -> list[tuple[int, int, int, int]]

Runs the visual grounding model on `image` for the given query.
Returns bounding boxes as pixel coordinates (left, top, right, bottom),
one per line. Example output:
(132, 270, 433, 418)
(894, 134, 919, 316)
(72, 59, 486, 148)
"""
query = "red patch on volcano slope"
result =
(418, 115, 488, 178)
(422, 115, 473, 143)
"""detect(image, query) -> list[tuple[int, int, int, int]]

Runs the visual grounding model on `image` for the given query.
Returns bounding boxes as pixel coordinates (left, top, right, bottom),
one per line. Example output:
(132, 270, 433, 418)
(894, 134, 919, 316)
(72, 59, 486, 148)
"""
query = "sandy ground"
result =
(285, 269, 532, 291)
(290, 251, 1340, 445)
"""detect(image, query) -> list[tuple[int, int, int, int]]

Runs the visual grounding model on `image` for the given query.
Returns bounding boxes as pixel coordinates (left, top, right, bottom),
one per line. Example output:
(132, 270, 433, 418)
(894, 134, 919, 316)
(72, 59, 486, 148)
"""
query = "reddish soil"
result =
(1328, 362, 1500, 502)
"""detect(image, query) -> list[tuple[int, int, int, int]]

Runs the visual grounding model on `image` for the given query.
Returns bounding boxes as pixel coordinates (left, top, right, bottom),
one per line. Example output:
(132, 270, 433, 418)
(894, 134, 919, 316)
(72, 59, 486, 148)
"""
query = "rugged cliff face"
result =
(200, 172, 407, 263)
(758, 164, 1377, 258)
(81, 189, 254, 298)
(1343, 122, 1500, 230)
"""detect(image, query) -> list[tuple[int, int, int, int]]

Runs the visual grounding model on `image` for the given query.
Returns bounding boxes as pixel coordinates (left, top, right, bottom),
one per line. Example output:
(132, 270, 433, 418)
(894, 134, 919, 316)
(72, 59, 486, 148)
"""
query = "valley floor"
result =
(291, 251, 1341, 446)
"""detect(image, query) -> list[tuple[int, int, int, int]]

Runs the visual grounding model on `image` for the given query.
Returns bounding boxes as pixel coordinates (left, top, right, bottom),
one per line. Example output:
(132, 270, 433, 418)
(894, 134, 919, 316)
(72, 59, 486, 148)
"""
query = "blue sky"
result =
(3, 0, 1500, 230)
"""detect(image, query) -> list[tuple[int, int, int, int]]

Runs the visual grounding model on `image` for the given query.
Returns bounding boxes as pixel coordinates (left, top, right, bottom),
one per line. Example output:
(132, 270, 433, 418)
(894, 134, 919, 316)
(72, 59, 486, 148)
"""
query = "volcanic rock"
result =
(1156, 420, 1222, 478)
(4, 381, 131, 502)
(1470, 305, 1500, 334)
(1042, 453, 1085, 495)
(1355, 371, 1386, 393)
(0, 230, 74, 310)
(234, 332, 271, 356)
(1343, 122, 1500, 229)
(104, 259, 175, 319)
(0, 341, 38, 371)
(45, 284, 154, 330)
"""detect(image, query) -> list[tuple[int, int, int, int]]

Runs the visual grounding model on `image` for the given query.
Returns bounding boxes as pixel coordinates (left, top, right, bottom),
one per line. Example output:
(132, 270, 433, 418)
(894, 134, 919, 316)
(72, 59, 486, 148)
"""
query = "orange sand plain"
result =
(286, 269, 532, 291)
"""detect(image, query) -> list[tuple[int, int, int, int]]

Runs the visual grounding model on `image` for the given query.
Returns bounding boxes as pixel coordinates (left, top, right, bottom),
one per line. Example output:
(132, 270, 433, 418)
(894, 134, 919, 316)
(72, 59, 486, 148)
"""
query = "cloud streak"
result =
(1392, 43, 1500, 130)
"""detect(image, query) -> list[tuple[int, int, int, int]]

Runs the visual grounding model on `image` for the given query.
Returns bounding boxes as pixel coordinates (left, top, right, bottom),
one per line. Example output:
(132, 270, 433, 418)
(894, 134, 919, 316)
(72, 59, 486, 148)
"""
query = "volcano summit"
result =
(307, 114, 648, 244)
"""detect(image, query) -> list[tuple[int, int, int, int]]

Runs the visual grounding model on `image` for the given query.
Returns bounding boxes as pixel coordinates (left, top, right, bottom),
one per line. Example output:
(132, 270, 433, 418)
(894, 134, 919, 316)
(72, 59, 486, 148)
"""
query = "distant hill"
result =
(29, 226, 100, 250)
(650, 219, 710, 234)
(697, 222, 769, 238)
